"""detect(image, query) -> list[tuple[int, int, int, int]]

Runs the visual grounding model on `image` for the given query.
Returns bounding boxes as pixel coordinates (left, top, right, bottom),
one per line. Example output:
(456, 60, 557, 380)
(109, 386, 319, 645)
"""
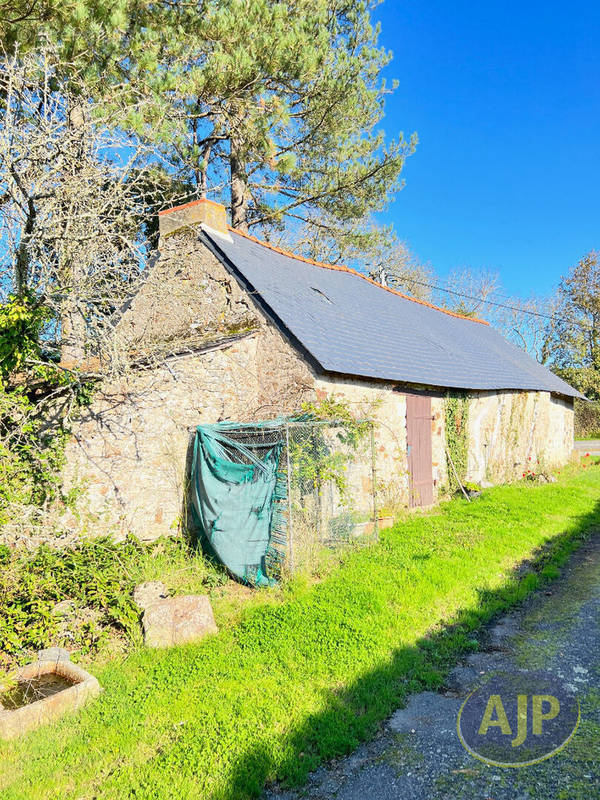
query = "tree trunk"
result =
(198, 141, 213, 199)
(15, 207, 34, 297)
(60, 299, 86, 365)
(230, 136, 249, 232)
(60, 103, 87, 365)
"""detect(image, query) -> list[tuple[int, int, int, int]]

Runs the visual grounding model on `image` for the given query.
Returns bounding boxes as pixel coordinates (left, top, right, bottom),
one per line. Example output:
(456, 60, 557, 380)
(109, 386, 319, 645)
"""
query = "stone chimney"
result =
(158, 198, 231, 242)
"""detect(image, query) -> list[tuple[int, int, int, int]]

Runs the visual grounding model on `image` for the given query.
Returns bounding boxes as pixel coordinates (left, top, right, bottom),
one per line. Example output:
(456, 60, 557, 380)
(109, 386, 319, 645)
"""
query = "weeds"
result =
(0, 536, 226, 670)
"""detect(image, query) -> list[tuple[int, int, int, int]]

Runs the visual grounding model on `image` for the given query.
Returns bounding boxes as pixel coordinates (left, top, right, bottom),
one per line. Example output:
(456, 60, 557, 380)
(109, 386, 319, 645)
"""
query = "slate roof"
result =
(200, 228, 580, 399)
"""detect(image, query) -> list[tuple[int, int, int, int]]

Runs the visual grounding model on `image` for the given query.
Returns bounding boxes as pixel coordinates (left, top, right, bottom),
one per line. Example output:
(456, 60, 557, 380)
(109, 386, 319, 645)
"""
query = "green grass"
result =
(2, 467, 600, 800)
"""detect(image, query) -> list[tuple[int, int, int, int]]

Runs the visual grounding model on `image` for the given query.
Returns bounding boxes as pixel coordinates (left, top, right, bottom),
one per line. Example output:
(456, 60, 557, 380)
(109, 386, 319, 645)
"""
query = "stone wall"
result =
(466, 390, 574, 484)
(431, 396, 449, 495)
(313, 378, 448, 513)
(64, 229, 407, 540)
(64, 351, 414, 541)
(115, 228, 260, 361)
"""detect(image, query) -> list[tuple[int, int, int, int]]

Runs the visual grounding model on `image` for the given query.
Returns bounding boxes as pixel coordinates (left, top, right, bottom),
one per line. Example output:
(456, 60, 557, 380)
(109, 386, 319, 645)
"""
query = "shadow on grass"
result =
(223, 501, 600, 799)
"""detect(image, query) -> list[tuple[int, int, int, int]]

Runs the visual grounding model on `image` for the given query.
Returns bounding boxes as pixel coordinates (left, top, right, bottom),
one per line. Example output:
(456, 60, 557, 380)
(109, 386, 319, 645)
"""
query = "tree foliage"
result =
(3, 0, 413, 259)
(371, 241, 435, 301)
(535, 250, 600, 411)
(0, 47, 165, 533)
(434, 267, 500, 318)
(549, 251, 600, 373)
(0, 294, 49, 379)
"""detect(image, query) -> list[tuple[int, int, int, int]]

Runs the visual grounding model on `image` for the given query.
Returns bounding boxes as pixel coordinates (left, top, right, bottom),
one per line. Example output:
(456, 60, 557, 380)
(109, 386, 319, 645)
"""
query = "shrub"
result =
(0, 386, 69, 521)
(574, 398, 600, 438)
(0, 536, 225, 670)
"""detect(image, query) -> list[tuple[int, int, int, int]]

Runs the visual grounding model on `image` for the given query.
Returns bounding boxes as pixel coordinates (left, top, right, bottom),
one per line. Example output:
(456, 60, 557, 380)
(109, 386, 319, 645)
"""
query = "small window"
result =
(311, 287, 333, 305)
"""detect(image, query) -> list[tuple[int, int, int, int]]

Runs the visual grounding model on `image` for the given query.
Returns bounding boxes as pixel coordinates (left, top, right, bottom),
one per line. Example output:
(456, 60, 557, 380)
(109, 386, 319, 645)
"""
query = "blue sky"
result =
(373, 0, 600, 297)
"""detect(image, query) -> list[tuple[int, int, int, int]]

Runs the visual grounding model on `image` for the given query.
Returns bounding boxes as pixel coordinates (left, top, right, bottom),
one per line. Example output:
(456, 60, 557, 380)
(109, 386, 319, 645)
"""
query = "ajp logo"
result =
(457, 671, 580, 767)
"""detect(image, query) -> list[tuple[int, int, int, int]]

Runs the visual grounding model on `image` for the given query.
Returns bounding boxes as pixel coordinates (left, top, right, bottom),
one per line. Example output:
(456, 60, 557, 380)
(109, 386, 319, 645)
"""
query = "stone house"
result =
(64, 199, 579, 541)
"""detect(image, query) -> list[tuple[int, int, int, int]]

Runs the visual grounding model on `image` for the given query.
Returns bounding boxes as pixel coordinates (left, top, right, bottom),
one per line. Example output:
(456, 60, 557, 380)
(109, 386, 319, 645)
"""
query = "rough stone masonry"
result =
(61, 199, 575, 543)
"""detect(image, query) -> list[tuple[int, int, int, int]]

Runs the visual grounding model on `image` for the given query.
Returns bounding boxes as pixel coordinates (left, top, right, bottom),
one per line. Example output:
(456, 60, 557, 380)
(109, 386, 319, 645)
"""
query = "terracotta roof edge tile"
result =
(159, 197, 223, 216)
(227, 226, 489, 326)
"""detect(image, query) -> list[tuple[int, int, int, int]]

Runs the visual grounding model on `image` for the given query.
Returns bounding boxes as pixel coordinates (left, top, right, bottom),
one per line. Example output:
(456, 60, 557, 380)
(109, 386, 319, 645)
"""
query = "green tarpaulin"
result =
(190, 421, 288, 586)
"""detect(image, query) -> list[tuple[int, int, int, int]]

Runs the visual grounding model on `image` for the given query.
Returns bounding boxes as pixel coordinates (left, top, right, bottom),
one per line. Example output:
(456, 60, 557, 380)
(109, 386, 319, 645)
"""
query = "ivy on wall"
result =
(444, 392, 469, 493)
(295, 397, 372, 498)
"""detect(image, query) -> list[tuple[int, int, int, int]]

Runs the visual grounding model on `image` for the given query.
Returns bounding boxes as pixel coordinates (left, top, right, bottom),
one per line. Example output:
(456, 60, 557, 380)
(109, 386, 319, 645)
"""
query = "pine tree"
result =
(4, 1, 413, 260)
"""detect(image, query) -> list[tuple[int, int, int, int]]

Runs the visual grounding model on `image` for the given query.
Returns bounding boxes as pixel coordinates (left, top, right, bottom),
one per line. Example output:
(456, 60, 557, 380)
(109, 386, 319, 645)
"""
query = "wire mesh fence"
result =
(282, 418, 378, 573)
(212, 417, 378, 579)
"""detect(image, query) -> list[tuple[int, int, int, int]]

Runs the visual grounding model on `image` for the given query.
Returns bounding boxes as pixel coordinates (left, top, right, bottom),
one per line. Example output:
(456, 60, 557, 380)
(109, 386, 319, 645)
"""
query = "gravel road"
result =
(266, 534, 600, 800)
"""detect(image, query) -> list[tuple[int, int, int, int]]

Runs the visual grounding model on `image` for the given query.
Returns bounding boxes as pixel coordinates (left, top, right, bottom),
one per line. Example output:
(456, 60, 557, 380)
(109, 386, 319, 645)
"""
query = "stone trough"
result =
(0, 649, 100, 740)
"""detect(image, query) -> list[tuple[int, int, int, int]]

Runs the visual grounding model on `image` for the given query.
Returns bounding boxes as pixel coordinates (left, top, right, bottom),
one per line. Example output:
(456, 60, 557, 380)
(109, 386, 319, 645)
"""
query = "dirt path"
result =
(266, 535, 600, 800)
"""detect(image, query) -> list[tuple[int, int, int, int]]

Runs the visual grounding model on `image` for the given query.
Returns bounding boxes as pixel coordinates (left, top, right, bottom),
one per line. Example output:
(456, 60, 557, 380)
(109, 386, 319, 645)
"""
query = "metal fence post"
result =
(370, 420, 379, 541)
(285, 422, 294, 572)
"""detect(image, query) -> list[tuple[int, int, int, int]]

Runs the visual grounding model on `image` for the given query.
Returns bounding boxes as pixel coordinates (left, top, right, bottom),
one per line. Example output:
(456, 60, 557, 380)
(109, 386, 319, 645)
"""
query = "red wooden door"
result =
(406, 393, 434, 507)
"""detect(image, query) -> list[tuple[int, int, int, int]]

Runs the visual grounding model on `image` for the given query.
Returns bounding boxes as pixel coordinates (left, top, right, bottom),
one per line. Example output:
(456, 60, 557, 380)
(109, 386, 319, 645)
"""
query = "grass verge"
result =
(1, 467, 600, 799)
